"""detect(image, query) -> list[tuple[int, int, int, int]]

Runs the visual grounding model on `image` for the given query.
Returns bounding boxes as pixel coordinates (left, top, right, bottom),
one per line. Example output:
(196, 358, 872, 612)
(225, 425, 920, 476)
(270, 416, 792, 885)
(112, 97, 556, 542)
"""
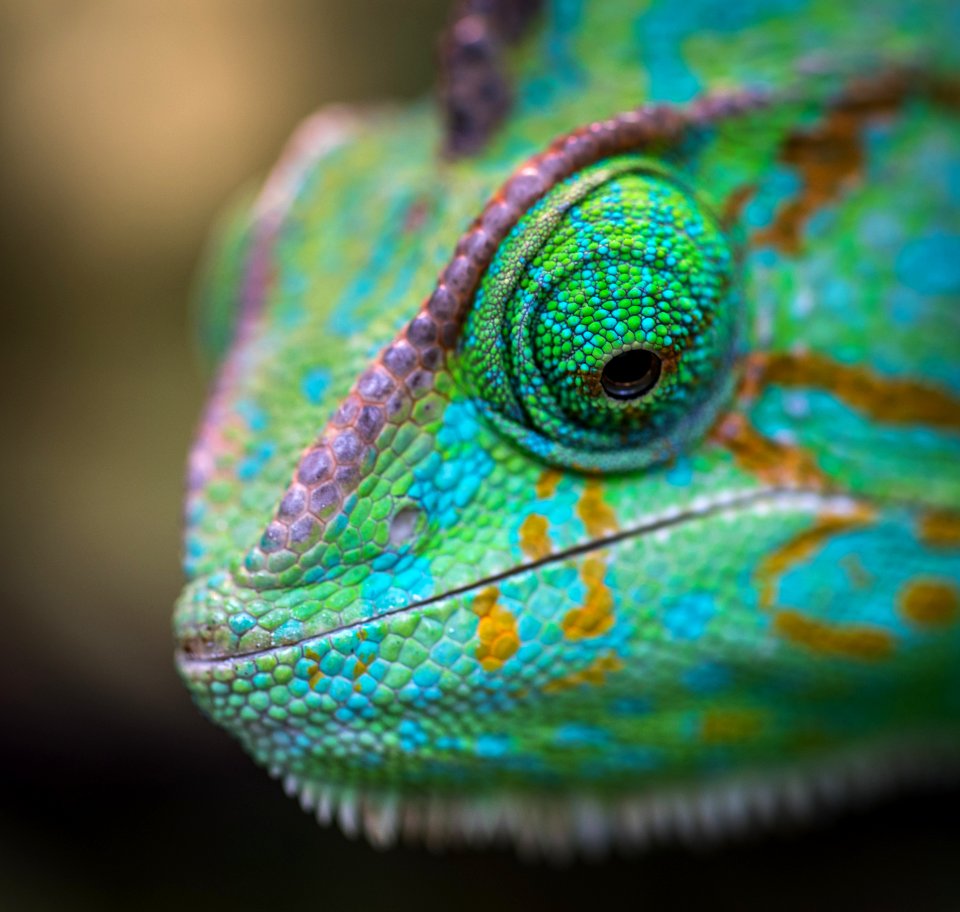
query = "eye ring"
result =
(600, 348, 663, 401)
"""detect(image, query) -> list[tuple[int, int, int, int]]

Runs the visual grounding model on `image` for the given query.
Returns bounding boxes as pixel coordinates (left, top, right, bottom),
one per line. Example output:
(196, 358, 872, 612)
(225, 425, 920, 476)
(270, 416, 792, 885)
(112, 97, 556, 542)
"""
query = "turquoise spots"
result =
(776, 513, 960, 639)
(237, 440, 276, 481)
(665, 455, 694, 487)
(408, 397, 495, 528)
(896, 234, 960, 295)
(744, 166, 802, 231)
(227, 611, 258, 637)
(460, 155, 740, 472)
(553, 723, 610, 748)
(235, 399, 267, 432)
(301, 367, 330, 404)
(475, 734, 511, 758)
(398, 719, 429, 752)
(662, 592, 717, 640)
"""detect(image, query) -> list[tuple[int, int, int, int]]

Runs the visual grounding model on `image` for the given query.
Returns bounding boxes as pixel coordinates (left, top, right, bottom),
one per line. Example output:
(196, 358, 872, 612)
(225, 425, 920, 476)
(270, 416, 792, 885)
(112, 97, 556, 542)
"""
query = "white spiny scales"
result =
(280, 737, 959, 859)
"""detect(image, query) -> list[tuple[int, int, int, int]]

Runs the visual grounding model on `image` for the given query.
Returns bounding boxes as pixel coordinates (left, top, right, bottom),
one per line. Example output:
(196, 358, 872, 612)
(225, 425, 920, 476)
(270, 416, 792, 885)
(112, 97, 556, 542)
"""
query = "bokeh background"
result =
(1, 3, 957, 909)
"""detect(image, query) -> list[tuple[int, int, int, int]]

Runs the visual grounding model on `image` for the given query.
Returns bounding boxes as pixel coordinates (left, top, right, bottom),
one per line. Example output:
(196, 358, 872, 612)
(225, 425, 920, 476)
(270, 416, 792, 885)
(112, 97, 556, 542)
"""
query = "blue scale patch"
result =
(896, 234, 960, 295)
(662, 591, 717, 640)
(301, 367, 330, 404)
(776, 514, 960, 636)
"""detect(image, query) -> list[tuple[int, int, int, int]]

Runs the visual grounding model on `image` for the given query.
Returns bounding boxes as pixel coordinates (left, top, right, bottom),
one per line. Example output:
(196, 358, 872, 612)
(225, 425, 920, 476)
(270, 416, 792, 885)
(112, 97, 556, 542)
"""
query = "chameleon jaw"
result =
(174, 485, 862, 667)
(174, 482, 959, 853)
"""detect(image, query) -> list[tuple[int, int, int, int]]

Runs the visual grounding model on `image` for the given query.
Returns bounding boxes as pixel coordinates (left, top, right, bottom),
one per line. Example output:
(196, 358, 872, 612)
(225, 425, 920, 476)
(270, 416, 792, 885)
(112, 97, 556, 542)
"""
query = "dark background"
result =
(1, 3, 957, 909)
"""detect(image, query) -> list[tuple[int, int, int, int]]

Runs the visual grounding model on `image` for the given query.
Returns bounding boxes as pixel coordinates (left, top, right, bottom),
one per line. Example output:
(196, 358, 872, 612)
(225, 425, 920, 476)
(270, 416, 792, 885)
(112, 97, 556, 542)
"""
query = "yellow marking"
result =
(899, 578, 959, 628)
(701, 709, 764, 744)
(774, 610, 894, 661)
(519, 514, 552, 560)
(919, 511, 960, 548)
(305, 647, 324, 690)
(351, 655, 372, 691)
(755, 510, 874, 610)
(544, 652, 623, 693)
(471, 586, 519, 672)
(577, 478, 618, 538)
(562, 554, 615, 640)
(535, 467, 563, 499)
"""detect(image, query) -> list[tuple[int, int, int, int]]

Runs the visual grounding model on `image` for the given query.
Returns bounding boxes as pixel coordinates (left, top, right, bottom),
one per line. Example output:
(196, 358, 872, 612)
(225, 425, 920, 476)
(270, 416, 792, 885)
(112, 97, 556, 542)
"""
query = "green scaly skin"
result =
(174, 1, 960, 850)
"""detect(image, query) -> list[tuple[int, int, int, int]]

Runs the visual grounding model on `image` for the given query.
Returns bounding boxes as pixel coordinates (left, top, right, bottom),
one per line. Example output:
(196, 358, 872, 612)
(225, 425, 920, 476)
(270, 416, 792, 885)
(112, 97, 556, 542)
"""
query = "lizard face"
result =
(175, 6, 960, 849)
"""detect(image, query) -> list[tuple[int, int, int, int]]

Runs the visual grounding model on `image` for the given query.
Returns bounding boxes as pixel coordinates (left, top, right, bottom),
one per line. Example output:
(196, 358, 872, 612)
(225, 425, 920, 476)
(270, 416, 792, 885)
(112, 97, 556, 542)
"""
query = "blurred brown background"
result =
(0, 3, 957, 910)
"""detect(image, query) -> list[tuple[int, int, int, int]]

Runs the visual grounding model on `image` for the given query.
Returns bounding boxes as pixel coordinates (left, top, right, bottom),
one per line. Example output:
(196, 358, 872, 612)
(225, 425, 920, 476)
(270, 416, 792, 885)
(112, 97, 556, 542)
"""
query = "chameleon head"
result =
(174, 67, 960, 848)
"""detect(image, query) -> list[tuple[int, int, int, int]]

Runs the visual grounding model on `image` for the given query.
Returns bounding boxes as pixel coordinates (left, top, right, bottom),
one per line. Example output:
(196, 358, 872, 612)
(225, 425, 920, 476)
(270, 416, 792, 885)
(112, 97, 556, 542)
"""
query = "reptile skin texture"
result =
(174, 0, 960, 854)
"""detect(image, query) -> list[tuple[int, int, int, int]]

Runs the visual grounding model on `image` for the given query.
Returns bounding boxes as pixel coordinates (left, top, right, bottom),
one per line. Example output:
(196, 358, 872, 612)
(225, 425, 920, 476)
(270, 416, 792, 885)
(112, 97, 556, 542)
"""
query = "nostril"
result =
(389, 504, 422, 546)
(176, 627, 219, 660)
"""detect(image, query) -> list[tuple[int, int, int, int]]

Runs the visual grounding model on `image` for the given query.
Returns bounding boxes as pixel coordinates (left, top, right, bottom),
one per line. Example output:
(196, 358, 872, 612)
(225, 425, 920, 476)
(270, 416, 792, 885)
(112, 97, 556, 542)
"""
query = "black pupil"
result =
(600, 349, 662, 400)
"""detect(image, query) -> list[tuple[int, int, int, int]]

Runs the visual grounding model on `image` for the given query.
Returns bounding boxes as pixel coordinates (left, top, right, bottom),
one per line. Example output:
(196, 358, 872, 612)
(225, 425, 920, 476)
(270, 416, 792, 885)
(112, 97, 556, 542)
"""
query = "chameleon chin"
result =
(174, 0, 960, 856)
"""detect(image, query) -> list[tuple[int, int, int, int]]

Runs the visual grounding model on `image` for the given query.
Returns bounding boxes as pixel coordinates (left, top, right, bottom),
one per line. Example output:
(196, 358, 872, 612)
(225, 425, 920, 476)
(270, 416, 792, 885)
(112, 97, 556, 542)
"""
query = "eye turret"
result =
(460, 156, 740, 472)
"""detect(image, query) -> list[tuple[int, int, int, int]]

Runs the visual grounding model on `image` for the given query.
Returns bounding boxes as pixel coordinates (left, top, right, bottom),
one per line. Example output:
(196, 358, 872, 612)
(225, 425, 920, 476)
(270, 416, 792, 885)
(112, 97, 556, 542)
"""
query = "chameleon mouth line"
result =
(178, 486, 861, 668)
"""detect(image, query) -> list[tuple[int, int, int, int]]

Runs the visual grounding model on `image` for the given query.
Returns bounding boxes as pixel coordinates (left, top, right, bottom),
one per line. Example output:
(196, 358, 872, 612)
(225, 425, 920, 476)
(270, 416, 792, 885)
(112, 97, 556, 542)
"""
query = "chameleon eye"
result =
(460, 155, 740, 472)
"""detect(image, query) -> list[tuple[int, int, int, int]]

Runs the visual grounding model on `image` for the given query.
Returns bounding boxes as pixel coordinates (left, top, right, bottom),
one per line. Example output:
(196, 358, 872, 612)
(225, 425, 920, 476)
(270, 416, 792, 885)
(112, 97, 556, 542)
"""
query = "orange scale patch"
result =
(899, 578, 959, 628)
(305, 647, 324, 690)
(535, 467, 563, 499)
(543, 651, 623, 693)
(471, 586, 520, 672)
(919, 511, 960, 548)
(774, 610, 894, 661)
(562, 554, 615, 640)
(519, 513, 552, 560)
(576, 479, 618, 538)
(712, 411, 826, 489)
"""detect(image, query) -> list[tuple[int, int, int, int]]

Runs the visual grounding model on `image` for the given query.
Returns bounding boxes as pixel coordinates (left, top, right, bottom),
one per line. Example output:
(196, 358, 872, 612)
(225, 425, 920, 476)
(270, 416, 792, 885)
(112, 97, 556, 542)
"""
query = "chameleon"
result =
(174, 0, 960, 855)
